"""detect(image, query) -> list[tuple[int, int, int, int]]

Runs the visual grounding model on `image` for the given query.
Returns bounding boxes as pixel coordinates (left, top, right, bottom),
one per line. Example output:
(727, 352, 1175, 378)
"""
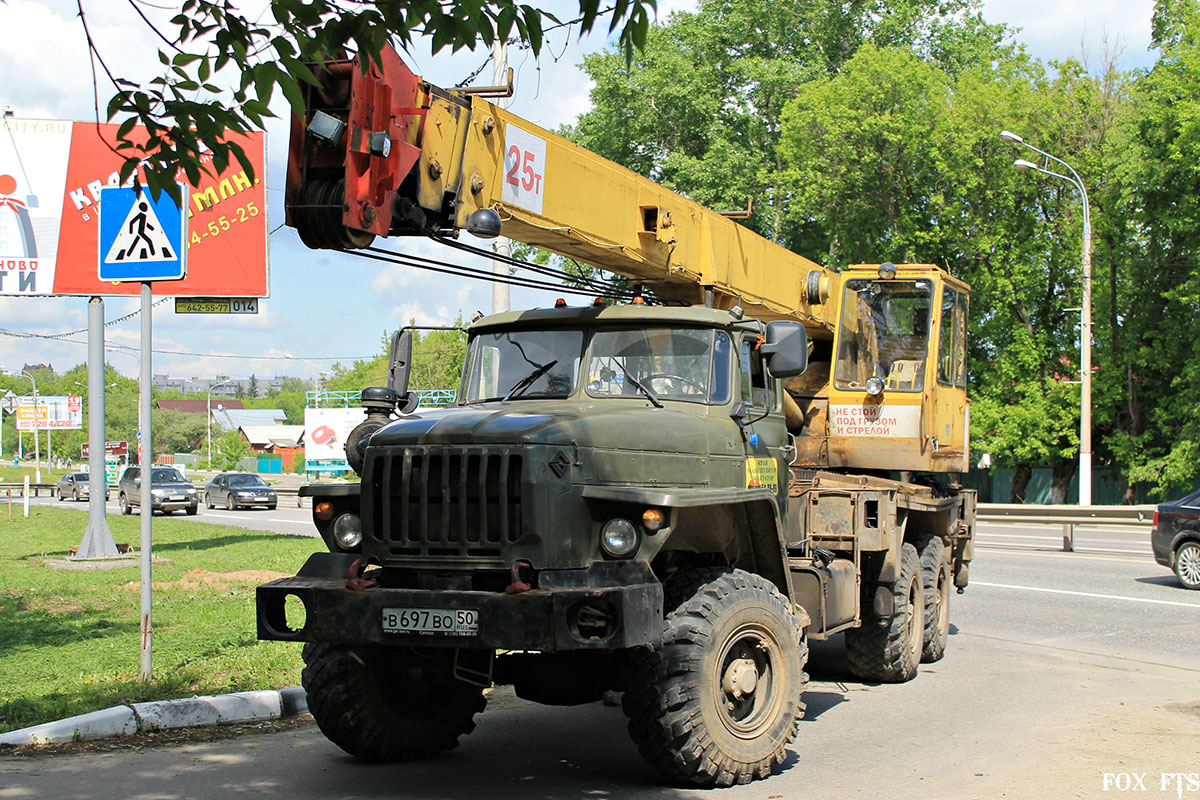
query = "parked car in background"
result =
(55, 472, 109, 502)
(204, 472, 277, 511)
(118, 466, 198, 516)
(1152, 489, 1200, 590)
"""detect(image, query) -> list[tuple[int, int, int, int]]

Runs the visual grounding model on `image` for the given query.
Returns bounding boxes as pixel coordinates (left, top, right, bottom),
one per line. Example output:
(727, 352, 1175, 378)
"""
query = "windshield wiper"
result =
(505, 360, 558, 401)
(624, 373, 663, 408)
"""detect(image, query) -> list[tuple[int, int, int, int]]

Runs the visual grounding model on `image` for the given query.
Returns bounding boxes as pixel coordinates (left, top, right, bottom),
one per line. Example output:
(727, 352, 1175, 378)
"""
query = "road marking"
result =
(215, 514, 253, 520)
(976, 543, 1153, 559)
(978, 533, 1066, 541)
(978, 540, 1150, 555)
(972, 580, 1200, 609)
(268, 518, 297, 523)
(974, 545, 1152, 564)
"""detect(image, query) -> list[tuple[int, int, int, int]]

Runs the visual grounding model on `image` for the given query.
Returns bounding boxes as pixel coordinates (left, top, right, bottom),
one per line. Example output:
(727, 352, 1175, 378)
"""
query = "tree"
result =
(248, 375, 259, 400)
(82, 0, 655, 200)
(568, 0, 1010, 252)
(151, 408, 208, 455)
(214, 429, 251, 471)
(1098, 1, 1200, 497)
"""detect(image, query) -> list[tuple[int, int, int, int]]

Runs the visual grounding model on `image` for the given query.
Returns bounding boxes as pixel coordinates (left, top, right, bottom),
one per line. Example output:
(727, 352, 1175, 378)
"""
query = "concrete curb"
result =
(0, 687, 308, 746)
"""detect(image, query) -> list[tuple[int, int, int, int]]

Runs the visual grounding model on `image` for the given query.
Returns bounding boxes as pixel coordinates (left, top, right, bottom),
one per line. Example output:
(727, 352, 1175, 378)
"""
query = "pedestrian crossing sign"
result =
(98, 184, 188, 282)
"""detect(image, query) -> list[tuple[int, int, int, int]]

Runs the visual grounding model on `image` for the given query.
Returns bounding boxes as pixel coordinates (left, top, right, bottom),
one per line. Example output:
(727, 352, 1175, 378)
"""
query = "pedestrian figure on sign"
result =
(122, 202, 159, 261)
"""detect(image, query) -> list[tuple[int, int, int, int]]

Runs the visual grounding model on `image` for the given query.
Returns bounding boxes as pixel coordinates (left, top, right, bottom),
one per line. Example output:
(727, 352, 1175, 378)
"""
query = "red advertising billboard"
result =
(0, 118, 268, 297)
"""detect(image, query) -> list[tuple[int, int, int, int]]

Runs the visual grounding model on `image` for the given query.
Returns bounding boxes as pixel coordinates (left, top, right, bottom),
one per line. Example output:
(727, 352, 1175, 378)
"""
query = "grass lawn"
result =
(0, 507, 321, 733)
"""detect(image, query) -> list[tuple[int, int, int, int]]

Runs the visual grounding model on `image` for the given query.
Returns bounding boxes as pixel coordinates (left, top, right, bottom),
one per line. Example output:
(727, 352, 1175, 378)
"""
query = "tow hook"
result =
(505, 560, 533, 594)
(345, 558, 377, 591)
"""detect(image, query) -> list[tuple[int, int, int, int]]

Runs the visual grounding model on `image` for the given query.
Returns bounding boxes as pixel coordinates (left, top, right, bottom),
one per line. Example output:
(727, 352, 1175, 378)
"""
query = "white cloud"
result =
(983, 0, 1156, 69)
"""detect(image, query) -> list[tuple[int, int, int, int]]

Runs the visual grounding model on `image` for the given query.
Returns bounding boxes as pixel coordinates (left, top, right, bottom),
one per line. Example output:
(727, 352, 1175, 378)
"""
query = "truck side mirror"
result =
(388, 328, 414, 396)
(760, 321, 808, 378)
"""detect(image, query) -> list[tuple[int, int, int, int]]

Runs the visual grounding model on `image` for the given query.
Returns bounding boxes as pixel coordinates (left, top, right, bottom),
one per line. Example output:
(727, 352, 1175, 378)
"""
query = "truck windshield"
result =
(835, 279, 933, 392)
(462, 329, 584, 403)
(586, 328, 731, 404)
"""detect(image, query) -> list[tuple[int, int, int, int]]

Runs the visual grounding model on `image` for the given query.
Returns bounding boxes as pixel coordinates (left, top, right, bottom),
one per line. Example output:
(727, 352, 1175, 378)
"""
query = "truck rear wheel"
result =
(846, 542, 923, 683)
(301, 643, 486, 761)
(623, 569, 807, 787)
(915, 534, 951, 662)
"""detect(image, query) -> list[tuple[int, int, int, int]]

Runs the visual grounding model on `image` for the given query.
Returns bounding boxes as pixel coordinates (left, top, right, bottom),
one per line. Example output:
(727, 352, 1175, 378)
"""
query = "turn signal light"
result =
(642, 508, 665, 532)
(315, 501, 335, 521)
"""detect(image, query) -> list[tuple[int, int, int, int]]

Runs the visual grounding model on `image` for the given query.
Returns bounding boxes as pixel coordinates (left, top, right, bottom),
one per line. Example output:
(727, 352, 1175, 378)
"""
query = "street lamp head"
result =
(1013, 159, 1037, 173)
(999, 130, 1024, 144)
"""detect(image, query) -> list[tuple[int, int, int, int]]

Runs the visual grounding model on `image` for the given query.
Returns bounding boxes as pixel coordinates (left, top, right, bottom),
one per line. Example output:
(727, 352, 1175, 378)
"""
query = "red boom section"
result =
(285, 48, 424, 248)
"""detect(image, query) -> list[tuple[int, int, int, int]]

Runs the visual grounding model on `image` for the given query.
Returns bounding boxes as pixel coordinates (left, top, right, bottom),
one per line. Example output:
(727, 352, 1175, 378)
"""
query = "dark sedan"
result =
(204, 472, 277, 510)
(1152, 489, 1200, 590)
(55, 472, 110, 502)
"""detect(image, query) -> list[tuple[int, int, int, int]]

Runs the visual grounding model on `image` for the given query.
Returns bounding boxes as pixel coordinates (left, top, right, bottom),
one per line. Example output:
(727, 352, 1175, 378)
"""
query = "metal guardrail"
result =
(977, 503, 1155, 552)
(1, 483, 56, 497)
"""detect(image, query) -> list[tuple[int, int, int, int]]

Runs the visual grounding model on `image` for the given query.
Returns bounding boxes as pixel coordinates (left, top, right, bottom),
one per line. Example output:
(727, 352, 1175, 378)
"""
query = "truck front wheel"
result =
(846, 542, 924, 683)
(301, 643, 486, 761)
(623, 569, 808, 787)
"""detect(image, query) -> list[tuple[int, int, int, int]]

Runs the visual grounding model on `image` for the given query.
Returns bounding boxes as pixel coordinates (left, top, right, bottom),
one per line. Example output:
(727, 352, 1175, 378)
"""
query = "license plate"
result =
(382, 608, 479, 636)
(170, 495, 186, 501)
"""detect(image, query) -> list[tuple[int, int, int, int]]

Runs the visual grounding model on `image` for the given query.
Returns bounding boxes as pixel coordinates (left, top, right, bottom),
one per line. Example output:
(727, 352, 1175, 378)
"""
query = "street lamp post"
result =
(1000, 130, 1093, 506)
(207, 378, 237, 466)
(4, 368, 41, 483)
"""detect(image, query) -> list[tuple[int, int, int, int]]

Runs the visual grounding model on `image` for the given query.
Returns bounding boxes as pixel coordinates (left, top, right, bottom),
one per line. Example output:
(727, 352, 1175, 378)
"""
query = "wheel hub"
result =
(722, 658, 759, 699)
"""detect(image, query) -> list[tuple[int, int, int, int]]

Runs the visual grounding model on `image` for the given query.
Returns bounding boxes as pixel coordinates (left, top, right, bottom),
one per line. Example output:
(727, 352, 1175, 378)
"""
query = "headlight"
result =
(600, 518, 640, 558)
(151, 488, 167, 496)
(865, 376, 885, 396)
(237, 491, 253, 497)
(332, 513, 363, 550)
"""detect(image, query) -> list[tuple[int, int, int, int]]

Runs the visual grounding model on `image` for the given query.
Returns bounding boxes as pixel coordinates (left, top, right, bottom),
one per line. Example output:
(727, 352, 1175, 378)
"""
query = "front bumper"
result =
(257, 553, 664, 652)
(152, 496, 197, 511)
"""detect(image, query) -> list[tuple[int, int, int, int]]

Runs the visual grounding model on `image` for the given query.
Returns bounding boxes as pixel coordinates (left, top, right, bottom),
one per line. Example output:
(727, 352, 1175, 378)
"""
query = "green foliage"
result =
(214, 429, 251, 470)
(0, 508, 317, 733)
(93, 0, 656, 201)
(569, 0, 1011, 250)
(151, 408, 208, 454)
(327, 322, 468, 395)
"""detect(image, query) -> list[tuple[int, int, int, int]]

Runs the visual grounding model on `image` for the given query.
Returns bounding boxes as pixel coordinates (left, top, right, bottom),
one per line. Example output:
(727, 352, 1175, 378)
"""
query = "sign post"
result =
(76, 297, 121, 560)
(99, 184, 187, 683)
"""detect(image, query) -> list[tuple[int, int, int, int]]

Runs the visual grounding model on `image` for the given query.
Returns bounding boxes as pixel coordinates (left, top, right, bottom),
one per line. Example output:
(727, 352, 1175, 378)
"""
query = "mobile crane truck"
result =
(256, 43, 976, 787)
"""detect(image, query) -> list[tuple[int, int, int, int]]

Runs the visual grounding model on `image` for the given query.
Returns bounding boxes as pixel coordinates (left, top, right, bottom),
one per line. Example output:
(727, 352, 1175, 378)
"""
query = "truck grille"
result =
(365, 448, 525, 558)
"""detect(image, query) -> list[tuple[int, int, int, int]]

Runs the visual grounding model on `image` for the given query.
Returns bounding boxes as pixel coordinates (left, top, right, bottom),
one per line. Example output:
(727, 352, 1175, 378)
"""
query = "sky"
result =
(0, 0, 1159, 385)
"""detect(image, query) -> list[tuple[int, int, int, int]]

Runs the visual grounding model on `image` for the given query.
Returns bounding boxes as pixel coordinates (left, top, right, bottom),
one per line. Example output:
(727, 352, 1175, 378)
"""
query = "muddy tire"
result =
(914, 534, 951, 662)
(846, 542, 923, 683)
(301, 643, 486, 762)
(623, 569, 807, 787)
(662, 566, 735, 614)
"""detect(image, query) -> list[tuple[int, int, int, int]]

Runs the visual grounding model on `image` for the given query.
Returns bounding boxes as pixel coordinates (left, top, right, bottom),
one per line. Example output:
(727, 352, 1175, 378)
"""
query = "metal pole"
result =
(29, 373, 40, 483)
(491, 37, 511, 315)
(1079, 204, 1092, 506)
(78, 297, 118, 558)
(207, 387, 212, 465)
(1002, 132, 1092, 506)
(138, 282, 153, 681)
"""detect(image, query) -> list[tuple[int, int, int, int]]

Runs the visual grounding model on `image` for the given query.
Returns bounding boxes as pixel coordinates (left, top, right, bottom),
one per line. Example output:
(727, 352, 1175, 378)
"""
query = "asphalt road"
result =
(18, 491, 319, 537)
(3, 512, 1198, 798)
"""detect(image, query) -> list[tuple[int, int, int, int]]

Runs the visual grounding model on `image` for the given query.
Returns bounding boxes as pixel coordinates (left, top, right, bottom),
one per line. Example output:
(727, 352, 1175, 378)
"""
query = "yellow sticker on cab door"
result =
(745, 457, 779, 493)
